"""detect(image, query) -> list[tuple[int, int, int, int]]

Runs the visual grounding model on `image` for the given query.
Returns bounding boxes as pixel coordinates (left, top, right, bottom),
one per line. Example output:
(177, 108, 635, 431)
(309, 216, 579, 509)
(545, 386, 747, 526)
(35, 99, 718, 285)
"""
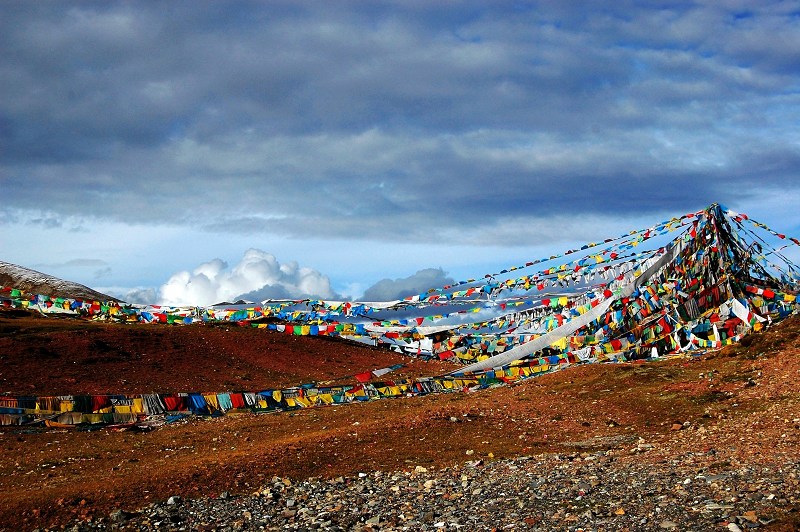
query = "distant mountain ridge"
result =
(0, 260, 117, 302)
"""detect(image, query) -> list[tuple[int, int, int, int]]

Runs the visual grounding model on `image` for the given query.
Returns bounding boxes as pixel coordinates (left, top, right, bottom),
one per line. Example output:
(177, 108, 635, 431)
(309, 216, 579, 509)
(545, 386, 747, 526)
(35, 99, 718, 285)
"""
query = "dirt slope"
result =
(0, 312, 454, 395)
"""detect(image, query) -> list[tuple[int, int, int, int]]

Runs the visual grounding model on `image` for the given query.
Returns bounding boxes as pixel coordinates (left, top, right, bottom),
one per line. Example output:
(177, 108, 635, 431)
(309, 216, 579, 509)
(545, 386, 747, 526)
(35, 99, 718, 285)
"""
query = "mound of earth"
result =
(0, 312, 798, 530)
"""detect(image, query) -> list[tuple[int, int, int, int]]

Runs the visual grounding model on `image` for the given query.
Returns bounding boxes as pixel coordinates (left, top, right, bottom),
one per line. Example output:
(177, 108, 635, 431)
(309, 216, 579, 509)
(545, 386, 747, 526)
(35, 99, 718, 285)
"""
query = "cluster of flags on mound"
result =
(1, 203, 799, 427)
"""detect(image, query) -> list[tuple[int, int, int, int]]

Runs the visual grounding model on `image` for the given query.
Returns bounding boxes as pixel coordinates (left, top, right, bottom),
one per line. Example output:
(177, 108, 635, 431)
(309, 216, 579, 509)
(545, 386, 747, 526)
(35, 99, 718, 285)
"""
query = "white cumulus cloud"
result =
(158, 248, 338, 306)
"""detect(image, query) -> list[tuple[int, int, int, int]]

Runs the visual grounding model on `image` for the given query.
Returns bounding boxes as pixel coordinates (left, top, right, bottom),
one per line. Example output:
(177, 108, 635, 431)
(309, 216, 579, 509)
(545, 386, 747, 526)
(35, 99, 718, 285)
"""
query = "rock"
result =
(167, 496, 182, 505)
(109, 510, 127, 523)
(740, 511, 758, 523)
(705, 503, 734, 510)
(465, 449, 475, 456)
(671, 423, 683, 431)
(659, 520, 678, 529)
(414, 466, 428, 473)
(727, 524, 743, 532)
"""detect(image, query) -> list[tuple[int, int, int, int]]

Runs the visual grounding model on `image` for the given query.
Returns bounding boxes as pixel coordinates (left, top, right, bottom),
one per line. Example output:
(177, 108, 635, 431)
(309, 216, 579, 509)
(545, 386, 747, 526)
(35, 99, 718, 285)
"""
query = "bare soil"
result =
(0, 313, 454, 395)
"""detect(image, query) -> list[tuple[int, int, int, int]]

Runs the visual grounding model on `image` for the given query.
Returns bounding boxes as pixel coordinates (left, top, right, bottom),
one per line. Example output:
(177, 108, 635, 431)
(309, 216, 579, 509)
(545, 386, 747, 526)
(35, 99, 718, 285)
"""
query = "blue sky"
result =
(2, 1, 799, 305)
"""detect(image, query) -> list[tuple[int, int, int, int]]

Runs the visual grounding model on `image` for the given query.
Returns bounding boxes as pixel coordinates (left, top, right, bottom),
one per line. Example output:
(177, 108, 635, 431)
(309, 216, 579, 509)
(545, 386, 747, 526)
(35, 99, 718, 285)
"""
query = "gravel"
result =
(55, 448, 799, 531)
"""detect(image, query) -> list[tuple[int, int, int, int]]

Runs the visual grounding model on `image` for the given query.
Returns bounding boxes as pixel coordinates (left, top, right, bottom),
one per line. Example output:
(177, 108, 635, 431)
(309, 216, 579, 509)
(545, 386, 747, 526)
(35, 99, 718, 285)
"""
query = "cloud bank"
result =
(158, 249, 338, 307)
(2, 1, 798, 247)
(362, 268, 454, 302)
(2, 2, 799, 298)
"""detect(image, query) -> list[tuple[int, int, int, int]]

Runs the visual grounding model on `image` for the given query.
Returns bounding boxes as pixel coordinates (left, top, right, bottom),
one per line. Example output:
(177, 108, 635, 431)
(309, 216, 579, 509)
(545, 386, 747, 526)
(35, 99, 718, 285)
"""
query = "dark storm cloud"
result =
(2, 1, 799, 244)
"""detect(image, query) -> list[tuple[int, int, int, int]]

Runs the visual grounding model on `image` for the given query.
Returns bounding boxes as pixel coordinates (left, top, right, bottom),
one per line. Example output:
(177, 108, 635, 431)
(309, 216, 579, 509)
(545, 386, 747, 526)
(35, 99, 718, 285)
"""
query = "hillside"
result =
(0, 311, 454, 395)
(0, 260, 116, 302)
(0, 309, 798, 530)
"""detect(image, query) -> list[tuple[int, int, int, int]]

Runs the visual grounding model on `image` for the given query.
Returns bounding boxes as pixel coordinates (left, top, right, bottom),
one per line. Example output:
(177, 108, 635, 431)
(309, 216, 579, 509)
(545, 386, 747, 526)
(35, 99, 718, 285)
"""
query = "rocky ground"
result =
(69, 450, 800, 532)
(1, 312, 799, 531)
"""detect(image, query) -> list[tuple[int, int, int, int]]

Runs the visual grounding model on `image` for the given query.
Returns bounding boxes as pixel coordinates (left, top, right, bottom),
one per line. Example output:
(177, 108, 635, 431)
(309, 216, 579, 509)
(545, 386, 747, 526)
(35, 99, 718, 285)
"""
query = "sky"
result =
(2, 1, 799, 306)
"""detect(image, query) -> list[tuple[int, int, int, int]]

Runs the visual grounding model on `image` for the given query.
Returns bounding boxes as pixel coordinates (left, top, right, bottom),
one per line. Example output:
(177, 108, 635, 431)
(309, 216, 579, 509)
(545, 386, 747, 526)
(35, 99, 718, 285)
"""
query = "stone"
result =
(167, 496, 182, 506)
(740, 511, 758, 523)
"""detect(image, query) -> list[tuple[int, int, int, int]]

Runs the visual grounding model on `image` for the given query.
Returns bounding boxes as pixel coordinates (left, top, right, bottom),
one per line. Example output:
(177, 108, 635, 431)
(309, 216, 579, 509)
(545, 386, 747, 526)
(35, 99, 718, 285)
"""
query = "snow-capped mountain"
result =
(0, 260, 116, 302)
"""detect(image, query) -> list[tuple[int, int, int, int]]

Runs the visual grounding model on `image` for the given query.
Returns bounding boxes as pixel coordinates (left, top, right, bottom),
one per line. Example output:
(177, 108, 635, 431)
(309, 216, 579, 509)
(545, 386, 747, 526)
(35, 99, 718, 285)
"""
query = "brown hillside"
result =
(0, 311, 454, 395)
(0, 311, 798, 530)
